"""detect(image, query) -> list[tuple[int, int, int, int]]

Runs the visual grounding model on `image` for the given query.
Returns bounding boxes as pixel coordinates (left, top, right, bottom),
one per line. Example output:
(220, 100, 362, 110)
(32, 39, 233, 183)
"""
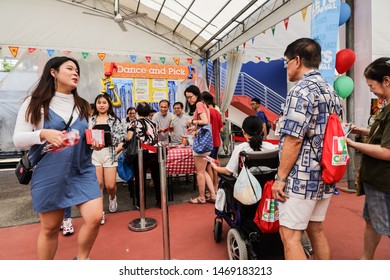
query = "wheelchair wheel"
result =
(214, 218, 223, 243)
(227, 228, 248, 260)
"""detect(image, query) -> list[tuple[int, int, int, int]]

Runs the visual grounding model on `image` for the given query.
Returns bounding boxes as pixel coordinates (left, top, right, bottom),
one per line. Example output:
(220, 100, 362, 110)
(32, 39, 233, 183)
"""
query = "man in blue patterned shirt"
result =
(272, 38, 342, 260)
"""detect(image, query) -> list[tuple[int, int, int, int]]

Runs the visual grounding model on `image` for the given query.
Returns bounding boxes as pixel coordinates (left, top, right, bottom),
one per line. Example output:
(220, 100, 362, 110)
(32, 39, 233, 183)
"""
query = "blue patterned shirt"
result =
(279, 70, 342, 200)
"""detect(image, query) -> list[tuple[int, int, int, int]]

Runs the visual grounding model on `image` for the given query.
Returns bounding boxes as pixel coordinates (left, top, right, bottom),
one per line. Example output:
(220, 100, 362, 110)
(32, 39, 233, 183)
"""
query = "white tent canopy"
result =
(0, 0, 311, 59)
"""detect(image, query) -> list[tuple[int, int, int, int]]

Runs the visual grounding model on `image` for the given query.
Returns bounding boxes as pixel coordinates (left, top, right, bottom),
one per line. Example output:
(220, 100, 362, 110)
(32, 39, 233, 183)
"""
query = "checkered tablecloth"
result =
(166, 147, 195, 175)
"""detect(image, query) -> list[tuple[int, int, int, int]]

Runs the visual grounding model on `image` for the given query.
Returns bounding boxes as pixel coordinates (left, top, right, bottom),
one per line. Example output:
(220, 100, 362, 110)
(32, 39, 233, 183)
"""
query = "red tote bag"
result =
(254, 180, 280, 233)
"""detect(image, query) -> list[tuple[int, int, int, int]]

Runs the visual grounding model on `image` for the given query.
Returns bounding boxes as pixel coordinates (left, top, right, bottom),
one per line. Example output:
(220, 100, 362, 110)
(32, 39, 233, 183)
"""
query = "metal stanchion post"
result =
(158, 143, 171, 260)
(230, 133, 235, 156)
(128, 141, 157, 232)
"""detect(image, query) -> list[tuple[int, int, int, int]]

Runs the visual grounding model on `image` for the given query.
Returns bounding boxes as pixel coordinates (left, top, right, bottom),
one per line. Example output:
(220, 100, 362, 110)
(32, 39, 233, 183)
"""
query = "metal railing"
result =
(207, 62, 285, 115)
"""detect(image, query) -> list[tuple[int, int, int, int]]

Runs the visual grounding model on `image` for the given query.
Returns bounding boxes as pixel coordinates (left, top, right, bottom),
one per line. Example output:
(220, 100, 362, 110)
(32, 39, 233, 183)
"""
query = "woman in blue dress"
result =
(13, 56, 103, 260)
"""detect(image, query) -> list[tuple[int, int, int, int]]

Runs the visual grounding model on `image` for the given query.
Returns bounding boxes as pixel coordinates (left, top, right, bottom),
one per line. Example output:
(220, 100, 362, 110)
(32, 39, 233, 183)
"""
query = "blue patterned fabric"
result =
(193, 124, 213, 154)
(279, 70, 342, 200)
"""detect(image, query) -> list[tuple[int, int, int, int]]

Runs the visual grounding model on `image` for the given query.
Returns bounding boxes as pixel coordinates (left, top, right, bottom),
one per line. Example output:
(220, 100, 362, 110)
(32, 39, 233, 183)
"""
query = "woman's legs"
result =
(104, 166, 118, 212)
(103, 166, 117, 198)
(75, 197, 103, 260)
(95, 165, 104, 195)
(37, 209, 64, 259)
(192, 156, 214, 202)
(361, 221, 382, 260)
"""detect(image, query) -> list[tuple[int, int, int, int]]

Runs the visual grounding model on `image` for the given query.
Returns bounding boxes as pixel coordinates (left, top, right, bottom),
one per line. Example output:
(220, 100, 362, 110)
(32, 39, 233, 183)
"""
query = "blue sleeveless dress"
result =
(29, 109, 101, 213)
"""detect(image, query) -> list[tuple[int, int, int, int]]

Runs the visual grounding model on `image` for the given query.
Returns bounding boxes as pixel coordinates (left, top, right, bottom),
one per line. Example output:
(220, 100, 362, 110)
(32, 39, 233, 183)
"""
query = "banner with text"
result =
(104, 63, 196, 80)
(311, 0, 341, 85)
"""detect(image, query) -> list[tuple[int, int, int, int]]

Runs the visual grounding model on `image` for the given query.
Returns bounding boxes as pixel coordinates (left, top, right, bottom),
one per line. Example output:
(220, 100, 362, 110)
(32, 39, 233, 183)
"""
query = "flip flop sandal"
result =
(188, 197, 206, 204)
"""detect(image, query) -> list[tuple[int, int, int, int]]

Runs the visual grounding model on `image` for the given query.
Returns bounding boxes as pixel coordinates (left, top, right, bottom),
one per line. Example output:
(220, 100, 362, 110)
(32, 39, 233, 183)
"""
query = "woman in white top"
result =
(210, 116, 276, 177)
(13, 56, 103, 260)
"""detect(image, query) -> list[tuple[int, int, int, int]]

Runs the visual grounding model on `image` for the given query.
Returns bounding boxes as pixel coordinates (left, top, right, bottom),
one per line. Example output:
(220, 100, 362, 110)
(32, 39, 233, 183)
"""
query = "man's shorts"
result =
(362, 182, 390, 236)
(92, 147, 118, 168)
(278, 196, 331, 230)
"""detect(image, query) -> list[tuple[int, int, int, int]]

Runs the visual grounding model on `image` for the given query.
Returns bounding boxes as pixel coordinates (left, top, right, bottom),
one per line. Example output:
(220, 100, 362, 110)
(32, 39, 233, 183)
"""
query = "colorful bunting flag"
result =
(145, 56, 151, 63)
(130, 55, 137, 62)
(301, 7, 308, 21)
(27, 48, 36, 53)
(173, 57, 180, 65)
(271, 25, 276, 36)
(9, 46, 19, 58)
(47, 49, 55, 57)
(266, 57, 270, 62)
(63, 50, 72, 55)
(199, 58, 205, 67)
(284, 18, 289, 30)
(251, 37, 255, 44)
(98, 53, 106, 61)
(255, 56, 261, 61)
(186, 57, 193, 64)
(243, 42, 246, 49)
(81, 52, 89, 59)
(160, 57, 166, 64)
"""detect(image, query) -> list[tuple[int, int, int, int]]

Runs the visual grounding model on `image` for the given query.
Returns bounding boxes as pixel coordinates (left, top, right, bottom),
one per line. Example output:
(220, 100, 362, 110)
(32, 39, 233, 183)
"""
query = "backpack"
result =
(309, 82, 349, 185)
(320, 113, 350, 184)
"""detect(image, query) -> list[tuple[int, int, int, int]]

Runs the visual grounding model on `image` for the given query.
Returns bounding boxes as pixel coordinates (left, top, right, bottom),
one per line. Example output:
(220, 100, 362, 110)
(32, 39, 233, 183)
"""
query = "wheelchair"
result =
(213, 149, 285, 260)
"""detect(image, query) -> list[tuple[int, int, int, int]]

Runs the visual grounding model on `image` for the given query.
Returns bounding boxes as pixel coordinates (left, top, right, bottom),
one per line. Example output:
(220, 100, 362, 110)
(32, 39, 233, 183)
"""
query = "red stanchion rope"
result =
(232, 135, 279, 145)
(140, 142, 157, 153)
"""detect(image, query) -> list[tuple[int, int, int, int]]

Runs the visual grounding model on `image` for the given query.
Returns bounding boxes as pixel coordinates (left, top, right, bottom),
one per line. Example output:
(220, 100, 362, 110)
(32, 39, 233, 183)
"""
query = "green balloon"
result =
(334, 76, 354, 98)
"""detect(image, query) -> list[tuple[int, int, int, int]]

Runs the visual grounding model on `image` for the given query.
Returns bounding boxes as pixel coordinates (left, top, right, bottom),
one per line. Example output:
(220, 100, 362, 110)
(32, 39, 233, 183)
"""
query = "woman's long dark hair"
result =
(26, 56, 90, 126)
(242, 116, 263, 151)
(92, 94, 119, 121)
(184, 85, 203, 116)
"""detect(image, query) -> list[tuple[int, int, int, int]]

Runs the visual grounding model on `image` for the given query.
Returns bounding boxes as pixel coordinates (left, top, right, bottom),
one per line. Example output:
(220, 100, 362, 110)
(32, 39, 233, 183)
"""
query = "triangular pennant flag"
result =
(27, 48, 36, 53)
(9, 46, 19, 58)
(63, 50, 71, 55)
(199, 58, 205, 67)
(81, 52, 89, 59)
(145, 56, 152, 63)
(251, 37, 255, 44)
(160, 57, 166, 64)
(98, 53, 106, 61)
(130, 55, 137, 62)
(271, 25, 276, 36)
(222, 54, 227, 60)
(47, 49, 55, 57)
(255, 56, 261, 61)
(301, 7, 308, 21)
(186, 57, 193, 64)
(173, 57, 180, 65)
(266, 57, 271, 62)
(243, 42, 246, 49)
(284, 18, 289, 30)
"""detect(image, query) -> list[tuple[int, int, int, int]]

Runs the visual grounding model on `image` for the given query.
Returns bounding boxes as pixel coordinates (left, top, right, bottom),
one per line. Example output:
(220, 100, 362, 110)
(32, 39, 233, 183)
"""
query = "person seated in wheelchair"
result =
(210, 116, 276, 177)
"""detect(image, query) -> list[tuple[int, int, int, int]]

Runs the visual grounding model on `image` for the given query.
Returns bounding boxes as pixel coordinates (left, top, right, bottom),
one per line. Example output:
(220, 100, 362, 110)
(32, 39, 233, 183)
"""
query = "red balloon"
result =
(335, 49, 356, 74)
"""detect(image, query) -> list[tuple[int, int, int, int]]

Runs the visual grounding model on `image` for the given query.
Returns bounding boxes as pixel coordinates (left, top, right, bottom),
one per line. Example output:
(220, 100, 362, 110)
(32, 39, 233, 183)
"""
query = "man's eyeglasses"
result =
(284, 57, 296, 68)
(186, 95, 195, 100)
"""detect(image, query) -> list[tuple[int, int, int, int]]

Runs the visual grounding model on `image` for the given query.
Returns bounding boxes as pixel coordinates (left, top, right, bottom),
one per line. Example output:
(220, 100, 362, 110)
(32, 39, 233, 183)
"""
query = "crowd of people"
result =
(12, 37, 390, 260)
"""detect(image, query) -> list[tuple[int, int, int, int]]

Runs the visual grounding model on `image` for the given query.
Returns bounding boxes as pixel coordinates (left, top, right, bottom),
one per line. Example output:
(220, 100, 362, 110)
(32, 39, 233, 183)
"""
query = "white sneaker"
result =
(109, 195, 118, 213)
(62, 218, 75, 236)
(101, 212, 105, 225)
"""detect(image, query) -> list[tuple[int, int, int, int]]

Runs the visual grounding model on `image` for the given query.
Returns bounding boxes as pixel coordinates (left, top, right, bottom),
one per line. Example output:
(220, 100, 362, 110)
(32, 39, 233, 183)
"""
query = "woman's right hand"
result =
(40, 129, 66, 148)
(91, 138, 104, 151)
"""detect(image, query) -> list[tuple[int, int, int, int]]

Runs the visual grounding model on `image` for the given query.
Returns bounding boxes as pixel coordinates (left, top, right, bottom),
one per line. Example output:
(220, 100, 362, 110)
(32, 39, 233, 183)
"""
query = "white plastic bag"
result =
(215, 188, 226, 211)
(233, 165, 262, 205)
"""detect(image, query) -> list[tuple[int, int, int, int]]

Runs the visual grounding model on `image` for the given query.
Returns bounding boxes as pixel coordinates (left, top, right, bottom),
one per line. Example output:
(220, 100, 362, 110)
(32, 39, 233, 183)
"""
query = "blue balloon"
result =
(339, 3, 351, 26)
